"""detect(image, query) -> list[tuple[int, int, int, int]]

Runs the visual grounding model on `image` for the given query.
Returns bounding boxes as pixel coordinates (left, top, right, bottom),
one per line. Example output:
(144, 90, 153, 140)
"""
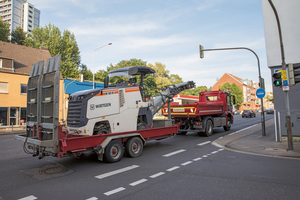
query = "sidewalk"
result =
(214, 118, 300, 159)
(0, 127, 26, 135)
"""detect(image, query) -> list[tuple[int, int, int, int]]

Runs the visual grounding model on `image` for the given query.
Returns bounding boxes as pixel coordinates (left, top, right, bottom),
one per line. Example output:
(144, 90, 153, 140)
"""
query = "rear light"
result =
(195, 122, 202, 125)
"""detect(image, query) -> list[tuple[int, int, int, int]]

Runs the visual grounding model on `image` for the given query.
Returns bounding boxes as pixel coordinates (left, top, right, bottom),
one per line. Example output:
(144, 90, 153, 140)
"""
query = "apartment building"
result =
(212, 73, 261, 111)
(0, 0, 40, 35)
(0, 41, 51, 128)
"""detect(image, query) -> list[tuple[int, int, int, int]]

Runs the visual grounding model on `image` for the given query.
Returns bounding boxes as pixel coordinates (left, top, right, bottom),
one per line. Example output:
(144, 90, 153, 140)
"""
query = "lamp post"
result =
(93, 43, 112, 89)
(199, 46, 266, 136)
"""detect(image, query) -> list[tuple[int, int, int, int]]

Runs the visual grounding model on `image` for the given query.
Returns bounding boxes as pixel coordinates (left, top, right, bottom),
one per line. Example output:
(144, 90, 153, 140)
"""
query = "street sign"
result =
(256, 88, 266, 99)
(282, 85, 290, 91)
(281, 69, 288, 86)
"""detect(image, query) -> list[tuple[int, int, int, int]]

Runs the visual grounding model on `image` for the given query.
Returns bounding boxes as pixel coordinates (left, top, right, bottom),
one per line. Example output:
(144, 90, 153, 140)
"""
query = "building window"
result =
(20, 84, 27, 94)
(0, 82, 8, 93)
(0, 107, 8, 126)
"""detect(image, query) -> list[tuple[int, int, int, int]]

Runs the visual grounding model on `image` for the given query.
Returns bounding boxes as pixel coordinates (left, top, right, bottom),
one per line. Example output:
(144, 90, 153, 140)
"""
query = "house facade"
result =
(212, 73, 261, 111)
(0, 41, 52, 128)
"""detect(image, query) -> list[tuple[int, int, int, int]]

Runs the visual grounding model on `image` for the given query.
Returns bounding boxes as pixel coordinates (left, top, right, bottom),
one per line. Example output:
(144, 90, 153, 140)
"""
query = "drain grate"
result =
(40, 166, 69, 175)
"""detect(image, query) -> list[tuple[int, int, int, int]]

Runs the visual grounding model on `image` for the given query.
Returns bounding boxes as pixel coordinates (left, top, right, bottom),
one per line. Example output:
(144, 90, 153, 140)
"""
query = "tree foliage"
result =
(79, 64, 93, 81)
(265, 92, 273, 103)
(11, 26, 26, 45)
(0, 18, 10, 42)
(219, 82, 243, 106)
(180, 86, 211, 96)
(23, 23, 80, 78)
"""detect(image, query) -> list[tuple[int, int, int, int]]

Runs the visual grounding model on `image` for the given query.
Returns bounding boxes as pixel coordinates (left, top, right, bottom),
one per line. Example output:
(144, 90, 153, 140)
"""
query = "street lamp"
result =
(199, 45, 266, 136)
(93, 43, 112, 89)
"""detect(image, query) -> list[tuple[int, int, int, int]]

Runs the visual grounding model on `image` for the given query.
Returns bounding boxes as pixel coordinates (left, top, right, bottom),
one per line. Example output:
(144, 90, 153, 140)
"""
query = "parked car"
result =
(233, 110, 240, 115)
(242, 110, 256, 118)
(266, 109, 274, 114)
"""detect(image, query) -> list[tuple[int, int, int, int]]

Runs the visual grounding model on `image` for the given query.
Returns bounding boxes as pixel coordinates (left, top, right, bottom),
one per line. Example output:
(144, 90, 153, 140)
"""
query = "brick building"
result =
(0, 41, 52, 128)
(212, 73, 261, 111)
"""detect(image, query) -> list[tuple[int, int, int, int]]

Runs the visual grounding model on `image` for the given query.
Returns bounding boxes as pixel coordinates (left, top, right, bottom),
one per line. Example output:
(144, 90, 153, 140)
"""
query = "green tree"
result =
(79, 64, 93, 81)
(169, 74, 183, 85)
(0, 18, 10, 42)
(60, 30, 81, 78)
(11, 26, 26, 45)
(23, 23, 80, 78)
(265, 92, 273, 103)
(219, 82, 243, 106)
(180, 86, 210, 96)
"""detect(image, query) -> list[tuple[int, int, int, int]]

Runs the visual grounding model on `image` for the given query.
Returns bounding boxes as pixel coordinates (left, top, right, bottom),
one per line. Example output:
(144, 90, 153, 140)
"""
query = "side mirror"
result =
(104, 76, 109, 88)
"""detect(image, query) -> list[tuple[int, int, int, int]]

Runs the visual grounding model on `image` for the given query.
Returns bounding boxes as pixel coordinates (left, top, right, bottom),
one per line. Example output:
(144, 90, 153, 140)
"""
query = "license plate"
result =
(173, 108, 185, 112)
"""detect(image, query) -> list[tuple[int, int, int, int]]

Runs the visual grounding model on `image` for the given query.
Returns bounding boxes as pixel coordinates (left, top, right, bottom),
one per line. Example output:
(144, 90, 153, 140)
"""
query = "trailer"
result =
(16, 55, 193, 162)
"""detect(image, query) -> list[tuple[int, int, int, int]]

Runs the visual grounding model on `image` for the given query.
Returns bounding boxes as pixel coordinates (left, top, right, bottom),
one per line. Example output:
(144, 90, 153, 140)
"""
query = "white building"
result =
(0, 0, 40, 35)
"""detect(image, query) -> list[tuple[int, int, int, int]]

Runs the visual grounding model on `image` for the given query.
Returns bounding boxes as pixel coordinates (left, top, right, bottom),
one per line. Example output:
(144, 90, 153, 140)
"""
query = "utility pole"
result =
(268, 0, 293, 150)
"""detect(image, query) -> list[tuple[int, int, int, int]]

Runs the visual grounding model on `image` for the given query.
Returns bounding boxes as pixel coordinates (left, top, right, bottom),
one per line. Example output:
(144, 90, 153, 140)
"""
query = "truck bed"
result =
(163, 101, 225, 118)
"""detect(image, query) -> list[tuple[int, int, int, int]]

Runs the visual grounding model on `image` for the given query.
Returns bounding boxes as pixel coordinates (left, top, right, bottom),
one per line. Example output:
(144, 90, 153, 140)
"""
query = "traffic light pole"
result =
(199, 46, 266, 136)
(268, 0, 293, 150)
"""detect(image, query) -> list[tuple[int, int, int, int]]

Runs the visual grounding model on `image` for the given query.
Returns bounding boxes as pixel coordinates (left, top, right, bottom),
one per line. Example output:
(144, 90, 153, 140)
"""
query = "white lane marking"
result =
(104, 187, 126, 196)
(197, 141, 211, 146)
(86, 197, 98, 200)
(211, 151, 219, 154)
(167, 166, 180, 171)
(95, 165, 139, 179)
(150, 172, 165, 178)
(232, 124, 258, 134)
(193, 157, 202, 161)
(218, 148, 224, 151)
(129, 179, 148, 186)
(18, 196, 37, 200)
(212, 142, 224, 148)
(207, 154, 211, 156)
(163, 149, 186, 157)
(181, 161, 192, 166)
(202, 155, 208, 158)
(218, 137, 223, 139)
(228, 132, 235, 135)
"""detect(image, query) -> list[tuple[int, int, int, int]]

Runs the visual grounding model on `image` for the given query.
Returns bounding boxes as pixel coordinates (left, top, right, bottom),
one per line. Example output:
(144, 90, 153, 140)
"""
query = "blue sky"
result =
(30, 0, 272, 92)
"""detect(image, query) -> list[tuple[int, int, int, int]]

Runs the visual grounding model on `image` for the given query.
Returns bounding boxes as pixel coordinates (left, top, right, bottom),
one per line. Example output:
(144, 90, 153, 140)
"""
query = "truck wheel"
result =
(223, 120, 231, 131)
(104, 140, 124, 163)
(125, 137, 143, 158)
(204, 120, 213, 137)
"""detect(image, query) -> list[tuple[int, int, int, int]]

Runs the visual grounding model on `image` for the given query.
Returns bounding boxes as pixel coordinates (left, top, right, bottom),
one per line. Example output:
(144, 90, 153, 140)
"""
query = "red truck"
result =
(162, 90, 235, 136)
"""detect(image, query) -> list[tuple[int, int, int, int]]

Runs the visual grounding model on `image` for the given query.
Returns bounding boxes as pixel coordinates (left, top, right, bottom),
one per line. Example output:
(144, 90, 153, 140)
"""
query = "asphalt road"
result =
(1, 113, 300, 200)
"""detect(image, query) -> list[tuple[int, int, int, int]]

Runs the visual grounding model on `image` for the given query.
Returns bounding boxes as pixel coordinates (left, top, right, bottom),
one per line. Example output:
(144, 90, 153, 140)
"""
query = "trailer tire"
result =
(203, 120, 213, 137)
(125, 137, 143, 158)
(223, 120, 231, 131)
(104, 140, 124, 163)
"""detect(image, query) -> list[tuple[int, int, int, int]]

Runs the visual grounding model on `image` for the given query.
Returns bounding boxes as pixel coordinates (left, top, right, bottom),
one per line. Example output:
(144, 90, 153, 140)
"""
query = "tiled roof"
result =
(227, 73, 243, 82)
(0, 41, 52, 75)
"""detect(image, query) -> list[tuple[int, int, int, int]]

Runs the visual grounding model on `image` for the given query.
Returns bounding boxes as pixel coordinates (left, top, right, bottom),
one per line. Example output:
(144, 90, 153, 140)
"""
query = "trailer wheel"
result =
(223, 120, 231, 131)
(125, 137, 143, 158)
(203, 120, 213, 137)
(104, 140, 124, 163)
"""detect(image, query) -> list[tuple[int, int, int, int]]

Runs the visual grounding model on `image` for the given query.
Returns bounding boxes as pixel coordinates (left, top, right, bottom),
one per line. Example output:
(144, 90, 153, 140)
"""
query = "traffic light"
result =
(288, 63, 300, 87)
(272, 71, 282, 87)
(199, 45, 204, 59)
